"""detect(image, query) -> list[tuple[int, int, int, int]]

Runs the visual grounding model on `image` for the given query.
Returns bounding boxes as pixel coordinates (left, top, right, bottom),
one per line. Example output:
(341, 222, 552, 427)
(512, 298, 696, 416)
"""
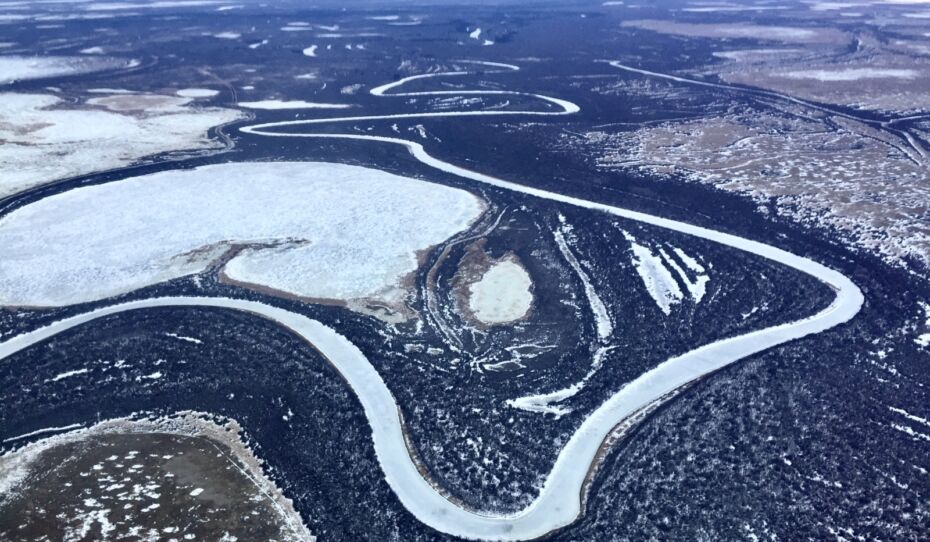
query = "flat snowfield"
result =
(468, 259, 533, 324)
(0, 55, 128, 84)
(0, 162, 483, 307)
(779, 68, 919, 81)
(0, 93, 242, 198)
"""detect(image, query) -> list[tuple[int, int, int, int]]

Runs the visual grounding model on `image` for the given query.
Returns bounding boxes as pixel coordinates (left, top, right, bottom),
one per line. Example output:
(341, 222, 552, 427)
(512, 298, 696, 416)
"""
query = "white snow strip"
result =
(890, 406, 930, 429)
(2, 423, 84, 443)
(622, 231, 683, 315)
(553, 219, 613, 339)
(46, 368, 90, 382)
(212, 31, 240, 39)
(662, 247, 709, 304)
(712, 48, 803, 61)
(892, 423, 930, 441)
(302, 45, 317, 57)
(165, 332, 203, 344)
(237, 99, 351, 110)
(681, 5, 787, 11)
(176, 88, 218, 98)
(507, 346, 614, 419)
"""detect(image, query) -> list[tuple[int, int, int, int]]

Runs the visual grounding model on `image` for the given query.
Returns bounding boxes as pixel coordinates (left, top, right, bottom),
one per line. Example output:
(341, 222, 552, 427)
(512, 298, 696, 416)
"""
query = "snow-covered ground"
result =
(0, 55, 129, 84)
(0, 162, 484, 310)
(0, 93, 242, 198)
(0, 412, 315, 541)
(467, 259, 533, 324)
(620, 231, 710, 314)
(779, 68, 919, 81)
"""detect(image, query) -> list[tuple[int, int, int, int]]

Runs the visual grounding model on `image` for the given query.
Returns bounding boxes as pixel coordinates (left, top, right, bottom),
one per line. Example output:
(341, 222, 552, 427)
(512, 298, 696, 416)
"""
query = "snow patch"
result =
(468, 259, 533, 325)
(46, 368, 90, 382)
(622, 230, 683, 315)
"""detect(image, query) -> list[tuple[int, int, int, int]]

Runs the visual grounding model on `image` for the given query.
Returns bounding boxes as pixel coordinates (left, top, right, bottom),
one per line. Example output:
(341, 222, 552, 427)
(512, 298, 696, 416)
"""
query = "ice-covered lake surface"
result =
(1, 0, 929, 541)
(0, 161, 483, 313)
